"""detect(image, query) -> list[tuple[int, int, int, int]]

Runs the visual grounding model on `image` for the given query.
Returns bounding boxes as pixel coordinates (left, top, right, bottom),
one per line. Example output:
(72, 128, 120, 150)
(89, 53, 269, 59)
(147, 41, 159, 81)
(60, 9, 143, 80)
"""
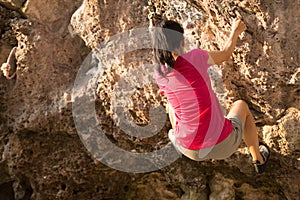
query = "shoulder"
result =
(181, 48, 213, 66)
(182, 48, 210, 60)
(190, 48, 208, 55)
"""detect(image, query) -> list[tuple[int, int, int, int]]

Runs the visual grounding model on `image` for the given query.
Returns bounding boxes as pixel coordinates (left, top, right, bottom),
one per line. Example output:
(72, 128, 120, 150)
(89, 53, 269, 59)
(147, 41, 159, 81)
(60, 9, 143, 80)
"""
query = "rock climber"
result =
(153, 18, 270, 173)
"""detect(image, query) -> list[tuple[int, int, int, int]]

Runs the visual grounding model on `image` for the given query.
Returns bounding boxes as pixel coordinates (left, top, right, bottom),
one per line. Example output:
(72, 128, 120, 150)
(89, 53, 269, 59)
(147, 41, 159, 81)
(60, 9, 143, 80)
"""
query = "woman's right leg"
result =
(228, 100, 264, 163)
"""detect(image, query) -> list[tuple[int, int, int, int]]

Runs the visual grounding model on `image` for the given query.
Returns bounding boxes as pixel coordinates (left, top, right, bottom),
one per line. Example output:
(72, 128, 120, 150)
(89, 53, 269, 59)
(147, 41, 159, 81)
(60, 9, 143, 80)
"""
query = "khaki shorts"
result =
(169, 114, 244, 161)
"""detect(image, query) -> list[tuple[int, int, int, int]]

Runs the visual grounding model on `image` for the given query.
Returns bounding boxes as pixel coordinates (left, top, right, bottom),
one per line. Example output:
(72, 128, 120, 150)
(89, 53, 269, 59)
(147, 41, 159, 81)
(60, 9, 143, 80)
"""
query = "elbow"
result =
(208, 50, 232, 65)
(215, 51, 231, 65)
(222, 50, 231, 62)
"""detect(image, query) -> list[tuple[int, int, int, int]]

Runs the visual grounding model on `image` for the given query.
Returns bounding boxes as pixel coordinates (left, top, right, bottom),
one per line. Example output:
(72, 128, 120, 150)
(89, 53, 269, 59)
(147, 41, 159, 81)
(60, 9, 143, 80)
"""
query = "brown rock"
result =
(263, 107, 300, 155)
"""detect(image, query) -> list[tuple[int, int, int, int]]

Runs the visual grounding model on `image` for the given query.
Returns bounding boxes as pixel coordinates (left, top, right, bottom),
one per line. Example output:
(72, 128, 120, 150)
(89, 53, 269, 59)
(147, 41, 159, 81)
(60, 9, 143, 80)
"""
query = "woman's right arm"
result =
(207, 18, 246, 65)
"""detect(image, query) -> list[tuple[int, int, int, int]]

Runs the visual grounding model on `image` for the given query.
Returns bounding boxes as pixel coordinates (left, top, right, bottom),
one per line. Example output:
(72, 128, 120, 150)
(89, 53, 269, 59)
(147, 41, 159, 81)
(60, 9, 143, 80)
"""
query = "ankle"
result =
(256, 154, 264, 164)
(250, 149, 264, 163)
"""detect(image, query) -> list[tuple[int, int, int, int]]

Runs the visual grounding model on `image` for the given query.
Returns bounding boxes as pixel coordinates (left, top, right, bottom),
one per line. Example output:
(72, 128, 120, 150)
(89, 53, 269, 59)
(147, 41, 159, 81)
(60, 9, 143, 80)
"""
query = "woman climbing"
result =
(153, 18, 270, 173)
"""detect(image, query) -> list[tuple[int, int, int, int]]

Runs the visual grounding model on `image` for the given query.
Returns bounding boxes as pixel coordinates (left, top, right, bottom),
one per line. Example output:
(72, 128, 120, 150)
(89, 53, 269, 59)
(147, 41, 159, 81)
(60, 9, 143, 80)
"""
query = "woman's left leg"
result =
(166, 102, 176, 129)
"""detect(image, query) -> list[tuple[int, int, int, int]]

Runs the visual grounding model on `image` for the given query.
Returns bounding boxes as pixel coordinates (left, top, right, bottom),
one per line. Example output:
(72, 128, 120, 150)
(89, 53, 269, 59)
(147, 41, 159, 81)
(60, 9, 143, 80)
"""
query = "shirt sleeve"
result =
(193, 48, 212, 71)
(154, 69, 168, 95)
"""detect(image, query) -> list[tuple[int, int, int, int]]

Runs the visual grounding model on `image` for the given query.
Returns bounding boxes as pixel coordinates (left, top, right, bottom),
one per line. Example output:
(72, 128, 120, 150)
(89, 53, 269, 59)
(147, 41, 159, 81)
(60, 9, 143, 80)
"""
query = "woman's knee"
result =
(232, 100, 249, 111)
(228, 100, 250, 122)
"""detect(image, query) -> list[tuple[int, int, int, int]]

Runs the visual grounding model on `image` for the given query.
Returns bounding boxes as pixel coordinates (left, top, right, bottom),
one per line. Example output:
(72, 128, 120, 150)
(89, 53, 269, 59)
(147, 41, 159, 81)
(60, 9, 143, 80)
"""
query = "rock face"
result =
(0, 0, 299, 199)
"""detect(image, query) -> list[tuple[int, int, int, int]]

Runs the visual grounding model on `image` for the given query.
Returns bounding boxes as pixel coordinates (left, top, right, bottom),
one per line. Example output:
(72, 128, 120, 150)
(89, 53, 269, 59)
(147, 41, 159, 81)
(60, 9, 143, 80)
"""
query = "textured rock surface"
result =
(0, 0, 299, 199)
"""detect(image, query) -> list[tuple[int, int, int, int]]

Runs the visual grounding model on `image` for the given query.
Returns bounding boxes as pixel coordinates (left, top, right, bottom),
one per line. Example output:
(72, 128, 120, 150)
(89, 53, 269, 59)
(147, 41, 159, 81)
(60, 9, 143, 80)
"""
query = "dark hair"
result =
(153, 20, 184, 76)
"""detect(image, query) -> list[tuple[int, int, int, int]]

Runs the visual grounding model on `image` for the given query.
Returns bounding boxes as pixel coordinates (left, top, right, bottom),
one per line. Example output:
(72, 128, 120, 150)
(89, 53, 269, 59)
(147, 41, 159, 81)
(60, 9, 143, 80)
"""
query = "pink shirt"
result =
(155, 48, 233, 150)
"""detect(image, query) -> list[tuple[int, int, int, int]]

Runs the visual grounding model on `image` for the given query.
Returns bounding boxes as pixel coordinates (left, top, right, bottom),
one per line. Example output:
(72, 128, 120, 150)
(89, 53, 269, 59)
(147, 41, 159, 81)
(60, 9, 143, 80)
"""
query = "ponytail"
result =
(153, 20, 184, 77)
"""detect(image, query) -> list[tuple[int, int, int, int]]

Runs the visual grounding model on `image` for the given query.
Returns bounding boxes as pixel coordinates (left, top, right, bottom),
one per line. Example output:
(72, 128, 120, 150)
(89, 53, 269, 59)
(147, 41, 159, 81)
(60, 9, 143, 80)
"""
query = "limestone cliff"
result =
(0, 0, 299, 199)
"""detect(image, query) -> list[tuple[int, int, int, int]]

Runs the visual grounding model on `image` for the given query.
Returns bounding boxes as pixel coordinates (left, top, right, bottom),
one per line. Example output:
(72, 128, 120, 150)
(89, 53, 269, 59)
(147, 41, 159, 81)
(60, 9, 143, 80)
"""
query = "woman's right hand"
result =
(208, 18, 247, 65)
(231, 18, 247, 35)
